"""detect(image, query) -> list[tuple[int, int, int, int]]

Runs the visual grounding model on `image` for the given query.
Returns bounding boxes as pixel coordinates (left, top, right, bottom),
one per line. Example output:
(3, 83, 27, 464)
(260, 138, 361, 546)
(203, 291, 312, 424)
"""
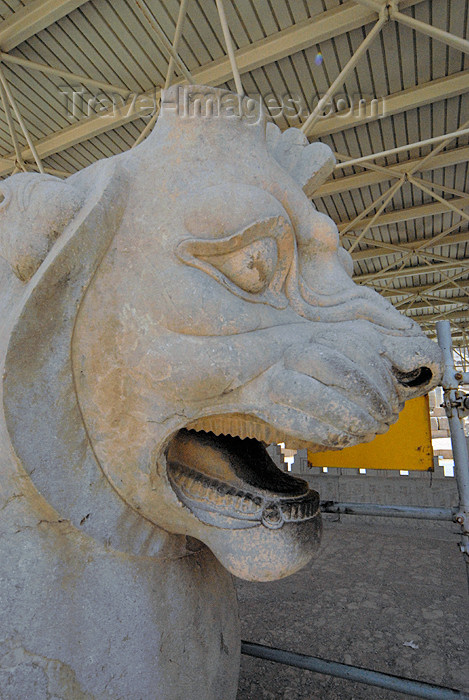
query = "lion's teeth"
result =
(185, 414, 309, 450)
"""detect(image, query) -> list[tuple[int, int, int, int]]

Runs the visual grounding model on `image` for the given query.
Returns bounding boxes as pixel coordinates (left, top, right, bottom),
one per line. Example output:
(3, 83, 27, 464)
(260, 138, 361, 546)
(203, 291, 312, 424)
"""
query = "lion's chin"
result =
(165, 428, 322, 581)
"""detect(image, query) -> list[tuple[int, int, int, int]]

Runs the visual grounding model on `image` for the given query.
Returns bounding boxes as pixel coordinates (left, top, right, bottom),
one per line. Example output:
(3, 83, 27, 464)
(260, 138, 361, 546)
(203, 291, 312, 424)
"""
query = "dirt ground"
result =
(235, 516, 469, 699)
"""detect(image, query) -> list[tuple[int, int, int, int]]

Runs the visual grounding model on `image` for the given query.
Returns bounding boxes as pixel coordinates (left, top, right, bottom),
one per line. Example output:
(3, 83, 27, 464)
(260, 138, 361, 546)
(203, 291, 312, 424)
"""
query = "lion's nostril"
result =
(392, 366, 433, 388)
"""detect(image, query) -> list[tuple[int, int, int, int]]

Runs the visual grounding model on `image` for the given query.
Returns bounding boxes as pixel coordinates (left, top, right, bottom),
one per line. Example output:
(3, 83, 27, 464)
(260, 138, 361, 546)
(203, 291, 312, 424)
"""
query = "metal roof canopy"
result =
(0, 0, 467, 350)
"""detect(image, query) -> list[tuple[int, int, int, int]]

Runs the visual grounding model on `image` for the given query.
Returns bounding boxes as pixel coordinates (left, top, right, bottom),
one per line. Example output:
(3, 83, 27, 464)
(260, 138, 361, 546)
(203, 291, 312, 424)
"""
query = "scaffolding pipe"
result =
(320, 501, 457, 521)
(436, 321, 469, 589)
(241, 642, 469, 699)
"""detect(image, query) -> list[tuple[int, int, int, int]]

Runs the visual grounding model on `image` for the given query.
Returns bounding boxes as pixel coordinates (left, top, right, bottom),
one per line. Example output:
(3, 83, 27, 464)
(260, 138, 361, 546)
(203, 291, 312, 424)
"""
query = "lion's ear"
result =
(0, 173, 84, 282)
(266, 122, 335, 197)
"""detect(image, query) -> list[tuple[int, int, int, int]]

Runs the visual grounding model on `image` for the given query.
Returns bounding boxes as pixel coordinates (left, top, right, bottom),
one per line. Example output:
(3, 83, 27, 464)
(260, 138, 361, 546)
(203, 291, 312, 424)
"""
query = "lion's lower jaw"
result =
(194, 513, 322, 582)
(166, 428, 322, 581)
(168, 462, 319, 530)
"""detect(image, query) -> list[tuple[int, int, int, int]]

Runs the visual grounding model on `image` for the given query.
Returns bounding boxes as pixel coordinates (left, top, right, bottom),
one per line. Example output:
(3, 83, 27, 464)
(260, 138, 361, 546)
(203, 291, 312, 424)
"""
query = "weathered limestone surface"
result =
(0, 85, 442, 699)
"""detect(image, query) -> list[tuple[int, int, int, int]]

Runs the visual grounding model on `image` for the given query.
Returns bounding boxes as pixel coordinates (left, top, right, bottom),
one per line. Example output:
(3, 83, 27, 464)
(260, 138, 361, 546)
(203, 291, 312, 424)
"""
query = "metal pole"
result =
(165, 0, 189, 89)
(334, 128, 469, 169)
(301, 13, 386, 136)
(436, 320, 469, 589)
(392, 10, 469, 56)
(135, 0, 194, 84)
(0, 80, 26, 172)
(215, 0, 244, 95)
(409, 176, 469, 223)
(320, 501, 457, 521)
(133, 0, 190, 149)
(241, 642, 469, 699)
(0, 52, 130, 97)
(353, 0, 384, 11)
(0, 62, 44, 173)
(347, 177, 404, 252)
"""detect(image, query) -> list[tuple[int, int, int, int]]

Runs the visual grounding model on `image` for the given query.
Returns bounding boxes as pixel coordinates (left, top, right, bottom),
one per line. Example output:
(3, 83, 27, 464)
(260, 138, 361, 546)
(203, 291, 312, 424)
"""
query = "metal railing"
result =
(241, 320, 469, 698)
(241, 641, 469, 699)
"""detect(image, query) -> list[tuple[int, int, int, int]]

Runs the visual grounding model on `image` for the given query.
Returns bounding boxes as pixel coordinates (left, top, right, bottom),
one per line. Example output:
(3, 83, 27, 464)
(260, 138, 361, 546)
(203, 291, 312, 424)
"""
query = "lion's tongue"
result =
(166, 429, 308, 497)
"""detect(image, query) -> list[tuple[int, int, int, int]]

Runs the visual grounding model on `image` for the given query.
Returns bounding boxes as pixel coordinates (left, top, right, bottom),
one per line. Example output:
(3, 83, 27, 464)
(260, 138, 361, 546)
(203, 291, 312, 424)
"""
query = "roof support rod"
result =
(0, 62, 43, 173)
(347, 226, 467, 266)
(135, 0, 194, 84)
(0, 0, 91, 52)
(315, 146, 469, 197)
(392, 269, 469, 310)
(392, 9, 469, 55)
(335, 128, 469, 169)
(340, 176, 405, 236)
(352, 0, 384, 11)
(215, 0, 244, 95)
(354, 0, 469, 55)
(356, 260, 469, 283)
(0, 80, 26, 172)
(349, 220, 466, 263)
(0, 52, 130, 97)
(132, 0, 190, 148)
(301, 11, 386, 136)
(406, 117, 469, 177)
(164, 0, 189, 90)
(408, 176, 469, 223)
(347, 178, 404, 253)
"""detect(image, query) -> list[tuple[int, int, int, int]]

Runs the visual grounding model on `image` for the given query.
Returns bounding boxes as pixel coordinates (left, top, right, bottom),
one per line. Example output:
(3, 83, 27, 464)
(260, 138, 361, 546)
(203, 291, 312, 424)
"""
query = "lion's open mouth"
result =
(166, 425, 319, 531)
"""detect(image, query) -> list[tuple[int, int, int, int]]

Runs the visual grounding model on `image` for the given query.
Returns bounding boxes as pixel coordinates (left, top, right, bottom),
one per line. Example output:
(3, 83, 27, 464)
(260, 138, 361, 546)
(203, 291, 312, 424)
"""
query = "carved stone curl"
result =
(0, 85, 442, 699)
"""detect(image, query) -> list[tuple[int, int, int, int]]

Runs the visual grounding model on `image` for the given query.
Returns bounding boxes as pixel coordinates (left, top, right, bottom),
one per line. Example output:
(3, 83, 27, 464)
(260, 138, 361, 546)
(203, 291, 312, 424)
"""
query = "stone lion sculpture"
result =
(0, 85, 442, 699)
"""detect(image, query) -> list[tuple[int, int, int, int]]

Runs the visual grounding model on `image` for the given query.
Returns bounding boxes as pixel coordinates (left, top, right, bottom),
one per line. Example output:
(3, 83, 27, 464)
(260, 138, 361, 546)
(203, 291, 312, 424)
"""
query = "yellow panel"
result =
(308, 396, 433, 471)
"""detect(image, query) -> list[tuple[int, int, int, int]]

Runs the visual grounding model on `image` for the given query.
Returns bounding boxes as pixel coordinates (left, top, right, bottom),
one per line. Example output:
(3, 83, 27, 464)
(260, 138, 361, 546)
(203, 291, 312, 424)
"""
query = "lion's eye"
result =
(199, 237, 278, 294)
(177, 215, 294, 308)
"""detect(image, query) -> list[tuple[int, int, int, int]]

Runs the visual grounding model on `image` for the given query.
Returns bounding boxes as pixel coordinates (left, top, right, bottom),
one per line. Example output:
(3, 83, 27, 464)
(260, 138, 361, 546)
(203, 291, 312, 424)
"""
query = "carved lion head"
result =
(1, 86, 442, 582)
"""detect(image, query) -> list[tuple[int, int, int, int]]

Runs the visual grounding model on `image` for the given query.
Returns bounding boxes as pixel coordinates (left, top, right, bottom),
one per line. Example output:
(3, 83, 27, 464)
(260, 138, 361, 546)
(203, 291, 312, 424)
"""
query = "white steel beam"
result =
(0, 1, 90, 51)
(407, 308, 469, 321)
(0, 0, 427, 173)
(311, 70, 469, 138)
(355, 261, 469, 283)
(215, 0, 244, 95)
(301, 13, 387, 135)
(399, 298, 469, 311)
(351, 230, 469, 262)
(392, 9, 469, 56)
(4, 67, 466, 179)
(381, 280, 469, 296)
(338, 195, 469, 233)
(314, 146, 469, 198)
(333, 128, 469, 169)
(0, 52, 130, 96)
